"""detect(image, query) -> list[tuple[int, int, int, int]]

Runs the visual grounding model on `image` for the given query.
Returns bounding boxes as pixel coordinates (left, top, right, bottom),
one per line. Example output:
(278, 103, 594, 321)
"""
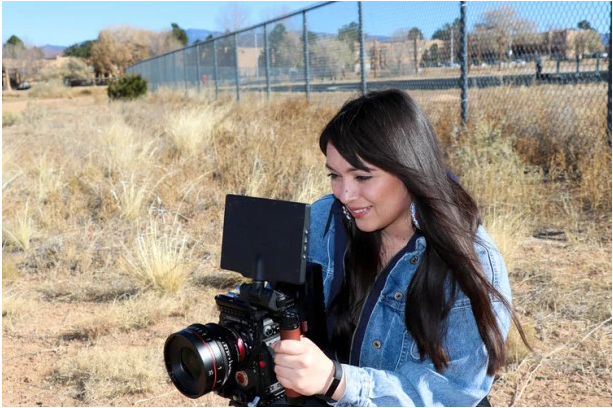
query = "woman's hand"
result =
(270, 336, 335, 397)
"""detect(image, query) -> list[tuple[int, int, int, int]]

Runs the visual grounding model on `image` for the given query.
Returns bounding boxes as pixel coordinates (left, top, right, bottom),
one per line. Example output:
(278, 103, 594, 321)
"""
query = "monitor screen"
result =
(220, 194, 310, 285)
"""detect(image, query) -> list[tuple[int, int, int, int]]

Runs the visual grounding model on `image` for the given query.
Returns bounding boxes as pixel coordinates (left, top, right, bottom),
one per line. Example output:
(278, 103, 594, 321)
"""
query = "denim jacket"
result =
(307, 194, 512, 407)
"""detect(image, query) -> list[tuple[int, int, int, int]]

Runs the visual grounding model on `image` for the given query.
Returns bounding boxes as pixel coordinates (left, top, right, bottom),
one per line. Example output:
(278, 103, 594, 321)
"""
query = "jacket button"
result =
(410, 256, 419, 264)
(372, 340, 382, 349)
(394, 291, 404, 301)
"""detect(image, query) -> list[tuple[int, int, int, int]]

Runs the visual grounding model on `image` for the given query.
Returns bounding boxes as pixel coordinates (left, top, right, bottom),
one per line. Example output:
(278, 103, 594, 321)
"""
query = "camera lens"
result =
(180, 347, 202, 380)
(164, 323, 248, 399)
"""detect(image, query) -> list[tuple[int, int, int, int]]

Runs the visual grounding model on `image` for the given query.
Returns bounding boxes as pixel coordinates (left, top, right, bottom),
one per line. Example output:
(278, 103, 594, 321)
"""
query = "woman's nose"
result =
(337, 181, 357, 204)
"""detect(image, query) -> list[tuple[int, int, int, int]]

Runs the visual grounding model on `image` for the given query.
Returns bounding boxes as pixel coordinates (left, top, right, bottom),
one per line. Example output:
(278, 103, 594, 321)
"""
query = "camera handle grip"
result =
(279, 311, 304, 405)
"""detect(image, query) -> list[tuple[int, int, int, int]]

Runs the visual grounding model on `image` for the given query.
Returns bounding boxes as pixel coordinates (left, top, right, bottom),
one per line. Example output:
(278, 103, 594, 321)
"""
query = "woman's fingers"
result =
(271, 338, 333, 396)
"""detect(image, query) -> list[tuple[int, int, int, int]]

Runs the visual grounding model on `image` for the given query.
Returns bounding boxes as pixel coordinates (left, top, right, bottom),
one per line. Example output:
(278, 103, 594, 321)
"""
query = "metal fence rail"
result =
(127, 1, 612, 132)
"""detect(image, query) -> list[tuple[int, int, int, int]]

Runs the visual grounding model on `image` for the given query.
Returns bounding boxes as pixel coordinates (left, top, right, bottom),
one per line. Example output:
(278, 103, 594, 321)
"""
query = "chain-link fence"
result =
(127, 1, 611, 132)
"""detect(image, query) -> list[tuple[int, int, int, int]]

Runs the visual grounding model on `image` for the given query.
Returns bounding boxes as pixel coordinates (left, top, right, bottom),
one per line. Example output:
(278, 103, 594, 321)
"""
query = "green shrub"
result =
(107, 74, 148, 101)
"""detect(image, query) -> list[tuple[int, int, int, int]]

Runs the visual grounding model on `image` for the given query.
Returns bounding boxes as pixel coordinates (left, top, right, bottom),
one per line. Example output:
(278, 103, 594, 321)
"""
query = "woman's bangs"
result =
(323, 123, 371, 171)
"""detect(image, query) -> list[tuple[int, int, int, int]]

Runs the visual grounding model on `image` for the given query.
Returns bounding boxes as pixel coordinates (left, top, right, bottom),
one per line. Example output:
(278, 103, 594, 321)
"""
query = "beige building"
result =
(236, 46, 263, 77)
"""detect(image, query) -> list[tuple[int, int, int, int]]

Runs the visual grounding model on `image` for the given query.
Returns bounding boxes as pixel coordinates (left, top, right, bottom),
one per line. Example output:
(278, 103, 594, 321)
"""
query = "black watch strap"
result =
(324, 360, 343, 399)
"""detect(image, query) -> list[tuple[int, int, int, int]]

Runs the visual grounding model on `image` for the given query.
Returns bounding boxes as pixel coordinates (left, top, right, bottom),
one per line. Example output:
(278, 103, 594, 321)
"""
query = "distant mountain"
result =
(40, 44, 66, 59)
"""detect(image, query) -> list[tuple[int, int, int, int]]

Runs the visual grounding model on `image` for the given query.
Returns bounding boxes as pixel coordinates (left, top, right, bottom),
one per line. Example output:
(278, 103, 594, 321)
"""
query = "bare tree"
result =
(472, 5, 537, 66)
(2, 39, 44, 87)
(149, 30, 184, 56)
(38, 57, 92, 82)
(388, 29, 425, 75)
(574, 29, 605, 58)
(310, 38, 353, 79)
(274, 31, 303, 68)
(91, 28, 131, 76)
(217, 2, 251, 32)
(90, 25, 182, 77)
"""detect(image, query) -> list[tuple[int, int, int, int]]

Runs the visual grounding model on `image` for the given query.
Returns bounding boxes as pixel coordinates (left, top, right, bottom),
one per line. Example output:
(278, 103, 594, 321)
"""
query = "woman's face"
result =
(325, 142, 413, 238)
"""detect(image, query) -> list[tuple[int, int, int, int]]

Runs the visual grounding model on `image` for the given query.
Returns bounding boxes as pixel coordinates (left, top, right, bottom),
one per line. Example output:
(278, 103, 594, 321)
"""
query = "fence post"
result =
(183, 48, 188, 96)
(265, 24, 271, 99)
(460, 1, 468, 125)
(607, 7, 613, 147)
(576, 55, 580, 74)
(234, 33, 240, 102)
(213, 39, 219, 100)
(173, 51, 178, 90)
(196, 43, 201, 94)
(358, 1, 367, 95)
(303, 11, 311, 99)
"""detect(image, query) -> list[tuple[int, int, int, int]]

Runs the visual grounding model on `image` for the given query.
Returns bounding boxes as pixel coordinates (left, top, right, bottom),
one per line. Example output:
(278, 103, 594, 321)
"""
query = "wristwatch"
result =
(324, 360, 343, 399)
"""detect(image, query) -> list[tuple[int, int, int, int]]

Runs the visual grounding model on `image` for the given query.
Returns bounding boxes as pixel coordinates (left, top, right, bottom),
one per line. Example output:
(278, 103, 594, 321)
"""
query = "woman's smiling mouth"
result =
(348, 206, 372, 218)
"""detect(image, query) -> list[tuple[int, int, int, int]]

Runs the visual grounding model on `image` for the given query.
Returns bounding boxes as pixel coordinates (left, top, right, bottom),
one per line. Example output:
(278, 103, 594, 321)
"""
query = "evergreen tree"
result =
(171, 23, 188, 46)
(5, 35, 24, 48)
(338, 22, 360, 53)
(578, 20, 593, 30)
(63, 40, 95, 58)
(407, 27, 424, 41)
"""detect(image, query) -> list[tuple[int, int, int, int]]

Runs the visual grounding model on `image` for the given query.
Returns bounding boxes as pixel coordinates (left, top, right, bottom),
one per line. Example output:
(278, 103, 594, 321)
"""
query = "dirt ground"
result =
(2, 99, 29, 114)
(2, 87, 107, 114)
(2, 238, 611, 407)
(3, 97, 84, 114)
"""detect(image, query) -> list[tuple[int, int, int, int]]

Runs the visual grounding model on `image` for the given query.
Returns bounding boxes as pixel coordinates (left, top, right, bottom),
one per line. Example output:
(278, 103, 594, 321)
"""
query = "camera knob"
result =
(279, 311, 300, 333)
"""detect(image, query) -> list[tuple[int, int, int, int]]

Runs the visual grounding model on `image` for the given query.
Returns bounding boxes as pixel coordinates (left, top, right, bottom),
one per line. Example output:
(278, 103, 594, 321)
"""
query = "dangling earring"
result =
(411, 202, 420, 230)
(342, 205, 352, 222)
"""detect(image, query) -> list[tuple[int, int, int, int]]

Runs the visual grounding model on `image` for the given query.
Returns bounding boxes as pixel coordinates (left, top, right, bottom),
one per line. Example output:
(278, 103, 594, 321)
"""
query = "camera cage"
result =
(220, 194, 327, 347)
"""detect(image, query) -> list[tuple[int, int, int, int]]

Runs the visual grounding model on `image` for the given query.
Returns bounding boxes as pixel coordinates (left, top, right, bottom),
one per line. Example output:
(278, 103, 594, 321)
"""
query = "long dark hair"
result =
(319, 89, 526, 375)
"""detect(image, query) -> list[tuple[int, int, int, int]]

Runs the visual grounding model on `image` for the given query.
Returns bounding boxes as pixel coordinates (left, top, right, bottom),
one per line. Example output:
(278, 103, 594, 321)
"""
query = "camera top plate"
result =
(220, 195, 310, 285)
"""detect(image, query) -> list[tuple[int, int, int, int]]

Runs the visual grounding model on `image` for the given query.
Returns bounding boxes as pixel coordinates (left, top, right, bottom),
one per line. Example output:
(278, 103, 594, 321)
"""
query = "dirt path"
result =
(2, 97, 82, 114)
(2, 99, 29, 114)
(2, 87, 107, 113)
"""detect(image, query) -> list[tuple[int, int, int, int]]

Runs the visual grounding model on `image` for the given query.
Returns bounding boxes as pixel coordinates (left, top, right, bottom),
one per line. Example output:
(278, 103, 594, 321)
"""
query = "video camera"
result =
(163, 195, 327, 406)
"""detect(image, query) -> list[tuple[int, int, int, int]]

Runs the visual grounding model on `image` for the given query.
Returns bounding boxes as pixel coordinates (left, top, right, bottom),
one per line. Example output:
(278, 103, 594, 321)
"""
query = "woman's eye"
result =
(356, 175, 371, 182)
(327, 173, 339, 180)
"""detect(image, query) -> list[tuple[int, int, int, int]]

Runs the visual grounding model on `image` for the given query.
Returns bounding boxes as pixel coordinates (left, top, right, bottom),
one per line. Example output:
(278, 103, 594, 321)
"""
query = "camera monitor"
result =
(220, 194, 311, 285)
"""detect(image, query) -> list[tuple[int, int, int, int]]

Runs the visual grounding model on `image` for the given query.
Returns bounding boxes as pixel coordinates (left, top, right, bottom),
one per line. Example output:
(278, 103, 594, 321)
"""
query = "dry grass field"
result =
(2, 81, 611, 407)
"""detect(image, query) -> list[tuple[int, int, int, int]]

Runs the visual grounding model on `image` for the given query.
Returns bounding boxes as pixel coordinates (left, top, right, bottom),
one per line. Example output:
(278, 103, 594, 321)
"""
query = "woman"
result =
(271, 89, 526, 406)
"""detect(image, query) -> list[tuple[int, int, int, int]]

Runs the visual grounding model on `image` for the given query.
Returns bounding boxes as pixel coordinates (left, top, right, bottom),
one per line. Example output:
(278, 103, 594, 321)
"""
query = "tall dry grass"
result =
(466, 84, 611, 228)
(52, 344, 167, 403)
(120, 220, 195, 294)
(2, 84, 610, 406)
(2, 198, 35, 251)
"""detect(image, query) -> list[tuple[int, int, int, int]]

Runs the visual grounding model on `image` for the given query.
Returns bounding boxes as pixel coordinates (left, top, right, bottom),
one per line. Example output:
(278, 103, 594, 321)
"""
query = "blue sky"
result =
(2, 1, 611, 48)
(2, 1, 317, 46)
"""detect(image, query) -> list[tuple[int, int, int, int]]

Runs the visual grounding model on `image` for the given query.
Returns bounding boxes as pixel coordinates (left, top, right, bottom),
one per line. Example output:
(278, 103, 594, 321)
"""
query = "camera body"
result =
(164, 195, 326, 406)
(213, 290, 285, 406)
(164, 273, 325, 406)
